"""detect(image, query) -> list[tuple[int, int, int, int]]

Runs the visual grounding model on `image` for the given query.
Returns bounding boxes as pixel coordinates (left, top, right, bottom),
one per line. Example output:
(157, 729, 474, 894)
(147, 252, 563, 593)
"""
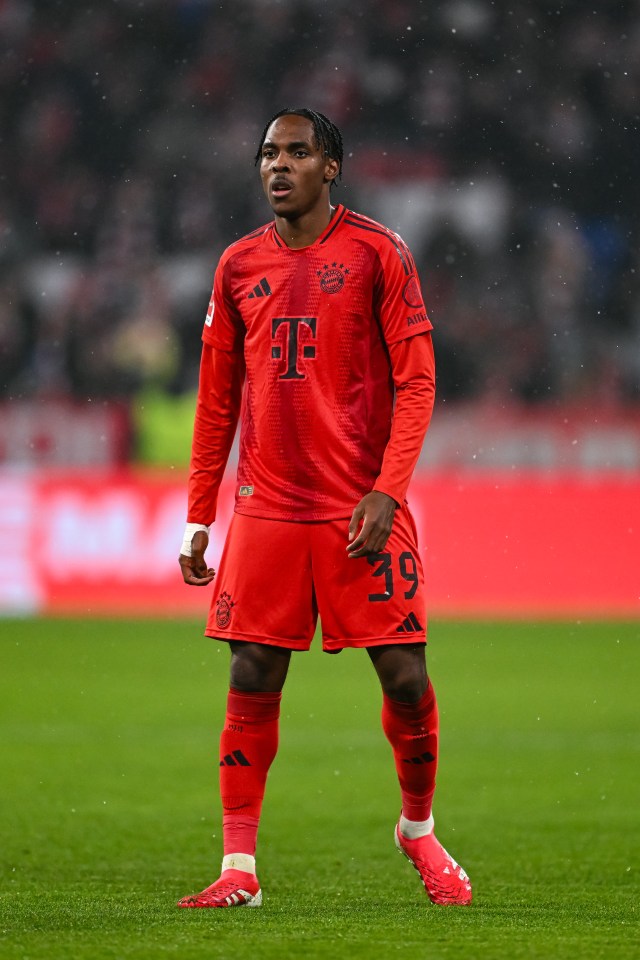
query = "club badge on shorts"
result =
(216, 591, 235, 629)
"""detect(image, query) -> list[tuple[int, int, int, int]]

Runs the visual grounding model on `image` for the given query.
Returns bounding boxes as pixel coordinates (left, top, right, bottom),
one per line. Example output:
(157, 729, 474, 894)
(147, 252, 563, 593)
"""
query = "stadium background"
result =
(1, 0, 638, 617)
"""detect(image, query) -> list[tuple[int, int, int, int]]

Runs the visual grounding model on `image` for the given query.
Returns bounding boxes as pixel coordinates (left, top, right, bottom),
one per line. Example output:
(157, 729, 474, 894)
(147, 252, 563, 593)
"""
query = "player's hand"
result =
(179, 530, 216, 586)
(347, 491, 397, 558)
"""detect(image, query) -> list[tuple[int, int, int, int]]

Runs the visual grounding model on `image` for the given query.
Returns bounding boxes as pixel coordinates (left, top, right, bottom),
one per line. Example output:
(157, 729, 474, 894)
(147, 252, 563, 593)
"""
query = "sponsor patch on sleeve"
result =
(406, 310, 429, 328)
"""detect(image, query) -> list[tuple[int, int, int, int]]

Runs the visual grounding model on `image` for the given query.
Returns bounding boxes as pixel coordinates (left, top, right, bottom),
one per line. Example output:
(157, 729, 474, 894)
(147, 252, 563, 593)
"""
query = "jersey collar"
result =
(271, 204, 347, 249)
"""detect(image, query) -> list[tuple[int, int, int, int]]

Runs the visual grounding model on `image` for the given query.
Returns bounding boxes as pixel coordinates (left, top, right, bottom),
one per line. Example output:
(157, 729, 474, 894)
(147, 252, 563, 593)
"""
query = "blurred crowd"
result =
(1, 0, 639, 407)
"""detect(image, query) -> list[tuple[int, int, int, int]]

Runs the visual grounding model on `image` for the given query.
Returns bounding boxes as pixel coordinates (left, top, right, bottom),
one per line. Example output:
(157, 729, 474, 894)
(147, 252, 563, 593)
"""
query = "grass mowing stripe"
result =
(0, 618, 638, 959)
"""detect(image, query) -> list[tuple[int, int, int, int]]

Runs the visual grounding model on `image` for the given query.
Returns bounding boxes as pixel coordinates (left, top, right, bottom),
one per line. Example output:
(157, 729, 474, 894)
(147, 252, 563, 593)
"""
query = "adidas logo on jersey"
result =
(396, 612, 424, 633)
(247, 278, 272, 298)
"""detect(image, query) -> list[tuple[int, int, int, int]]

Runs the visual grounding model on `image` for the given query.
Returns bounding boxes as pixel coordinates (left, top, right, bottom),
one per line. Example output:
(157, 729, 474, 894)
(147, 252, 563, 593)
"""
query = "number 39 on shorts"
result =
(367, 551, 419, 602)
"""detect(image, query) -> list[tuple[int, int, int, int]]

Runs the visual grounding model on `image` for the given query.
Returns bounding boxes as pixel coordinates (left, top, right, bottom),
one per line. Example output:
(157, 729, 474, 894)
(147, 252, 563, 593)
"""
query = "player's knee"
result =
(378, 656, 427, 702)
(229, 642, 290, 693)
(382, 671, 426, 703)
(369, 644, 427, 702)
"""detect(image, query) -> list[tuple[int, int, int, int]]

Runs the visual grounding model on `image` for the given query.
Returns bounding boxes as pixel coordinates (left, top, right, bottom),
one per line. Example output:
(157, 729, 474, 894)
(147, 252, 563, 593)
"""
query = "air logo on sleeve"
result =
(271, 317, 317, 380)
(205, 296, 215, 326)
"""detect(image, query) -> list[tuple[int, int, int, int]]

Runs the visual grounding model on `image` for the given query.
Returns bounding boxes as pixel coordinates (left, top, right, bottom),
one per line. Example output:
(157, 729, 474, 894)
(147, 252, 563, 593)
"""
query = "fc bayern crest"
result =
(215, 591, 235, 629)
(317, 262, 349, 294)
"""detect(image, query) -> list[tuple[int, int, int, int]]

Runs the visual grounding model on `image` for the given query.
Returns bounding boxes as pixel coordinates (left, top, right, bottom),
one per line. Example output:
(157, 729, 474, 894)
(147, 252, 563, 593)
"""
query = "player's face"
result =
(259, 115, 339, 218)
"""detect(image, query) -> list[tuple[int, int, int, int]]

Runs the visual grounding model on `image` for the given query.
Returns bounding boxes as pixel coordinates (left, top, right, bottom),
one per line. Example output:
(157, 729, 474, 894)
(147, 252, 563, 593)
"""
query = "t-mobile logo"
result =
(271, 317, 317, 380)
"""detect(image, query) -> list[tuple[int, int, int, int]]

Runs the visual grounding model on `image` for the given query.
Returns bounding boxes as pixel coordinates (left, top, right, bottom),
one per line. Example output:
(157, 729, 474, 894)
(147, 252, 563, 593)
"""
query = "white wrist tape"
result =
(181, 522, 210, 557)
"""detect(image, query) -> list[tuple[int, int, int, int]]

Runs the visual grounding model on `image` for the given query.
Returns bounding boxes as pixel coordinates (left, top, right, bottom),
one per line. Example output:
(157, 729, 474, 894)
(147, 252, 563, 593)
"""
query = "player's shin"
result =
(219, 688, 281, 866)
(381, 680, 438, 830)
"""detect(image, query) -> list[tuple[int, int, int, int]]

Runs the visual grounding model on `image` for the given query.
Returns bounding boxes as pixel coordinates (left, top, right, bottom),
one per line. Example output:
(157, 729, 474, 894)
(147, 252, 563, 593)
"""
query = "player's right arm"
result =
(179, 342, 245, 585)
(180, 256, 246, 586)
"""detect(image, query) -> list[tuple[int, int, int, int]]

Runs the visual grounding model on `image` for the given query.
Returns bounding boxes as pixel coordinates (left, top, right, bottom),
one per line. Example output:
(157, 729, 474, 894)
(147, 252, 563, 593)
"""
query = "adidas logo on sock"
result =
(220, 750, 251, 767)
(396, 612, 424, 633)
(247, 278, 272, 298)
(402, 751, 436, 765)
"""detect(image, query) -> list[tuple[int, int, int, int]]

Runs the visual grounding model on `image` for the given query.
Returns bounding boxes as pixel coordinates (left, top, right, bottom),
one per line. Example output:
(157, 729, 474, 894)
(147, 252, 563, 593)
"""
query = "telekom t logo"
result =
(271, 317, 317, 380)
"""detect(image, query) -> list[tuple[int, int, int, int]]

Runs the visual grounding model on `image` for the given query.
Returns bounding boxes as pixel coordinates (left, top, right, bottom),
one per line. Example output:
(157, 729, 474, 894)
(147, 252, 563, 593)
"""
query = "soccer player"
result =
(177, 108, 471, 909)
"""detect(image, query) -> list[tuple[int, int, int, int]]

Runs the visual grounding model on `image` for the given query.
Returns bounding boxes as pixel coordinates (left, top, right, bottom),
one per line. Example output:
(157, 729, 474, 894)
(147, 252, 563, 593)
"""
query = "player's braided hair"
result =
(254, 107, 343, 185)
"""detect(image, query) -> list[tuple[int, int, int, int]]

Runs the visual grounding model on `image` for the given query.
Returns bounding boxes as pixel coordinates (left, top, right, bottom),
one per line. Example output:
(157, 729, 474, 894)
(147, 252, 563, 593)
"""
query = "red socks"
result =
(219, 682, 437, 860)
(219, 688, 281, 858)
(381, 681, 439, 822)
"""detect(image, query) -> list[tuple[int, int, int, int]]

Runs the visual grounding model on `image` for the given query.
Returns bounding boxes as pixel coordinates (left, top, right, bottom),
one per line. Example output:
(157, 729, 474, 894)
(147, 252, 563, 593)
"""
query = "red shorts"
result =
(206, 506, 427, 652)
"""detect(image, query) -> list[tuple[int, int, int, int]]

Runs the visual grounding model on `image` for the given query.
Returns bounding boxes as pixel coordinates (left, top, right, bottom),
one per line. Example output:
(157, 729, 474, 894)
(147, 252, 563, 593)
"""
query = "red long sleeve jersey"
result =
(189, 204, 435, 523)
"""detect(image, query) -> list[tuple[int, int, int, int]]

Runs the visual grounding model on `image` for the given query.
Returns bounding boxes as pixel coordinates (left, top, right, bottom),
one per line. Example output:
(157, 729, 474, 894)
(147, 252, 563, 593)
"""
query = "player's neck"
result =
(274, 203, 337, 249)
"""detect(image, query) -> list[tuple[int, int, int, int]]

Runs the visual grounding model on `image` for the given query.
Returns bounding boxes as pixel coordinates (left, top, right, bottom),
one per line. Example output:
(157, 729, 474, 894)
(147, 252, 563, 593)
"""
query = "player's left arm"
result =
(347, 332, 435, 558)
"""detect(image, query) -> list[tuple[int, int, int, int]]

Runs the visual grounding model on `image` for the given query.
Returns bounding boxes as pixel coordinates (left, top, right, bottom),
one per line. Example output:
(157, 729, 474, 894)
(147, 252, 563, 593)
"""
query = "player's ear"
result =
(323, 157, 340, 185)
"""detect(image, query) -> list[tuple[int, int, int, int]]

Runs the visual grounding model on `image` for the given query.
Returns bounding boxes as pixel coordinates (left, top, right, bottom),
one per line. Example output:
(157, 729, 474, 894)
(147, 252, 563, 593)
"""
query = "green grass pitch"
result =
(1, 618, 638, 959)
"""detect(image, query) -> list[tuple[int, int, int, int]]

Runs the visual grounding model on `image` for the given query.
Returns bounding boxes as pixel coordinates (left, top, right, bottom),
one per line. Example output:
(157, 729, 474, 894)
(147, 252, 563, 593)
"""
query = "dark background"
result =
(1, 0, 639, 416)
